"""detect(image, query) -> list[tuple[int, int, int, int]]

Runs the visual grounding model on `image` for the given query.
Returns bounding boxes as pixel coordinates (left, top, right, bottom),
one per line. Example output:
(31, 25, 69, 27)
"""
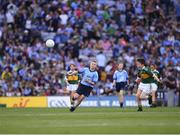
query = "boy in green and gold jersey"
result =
(135, 58, 160, 111)
(65, 64, 80, 107)
(150, 64, 160, 107)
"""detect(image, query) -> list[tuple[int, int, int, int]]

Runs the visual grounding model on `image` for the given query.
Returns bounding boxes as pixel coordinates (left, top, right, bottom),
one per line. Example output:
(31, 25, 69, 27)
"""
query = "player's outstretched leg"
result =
(70, 94, 85, 112)
(70, 92, 76, 107)
(70, 92, 79, 111)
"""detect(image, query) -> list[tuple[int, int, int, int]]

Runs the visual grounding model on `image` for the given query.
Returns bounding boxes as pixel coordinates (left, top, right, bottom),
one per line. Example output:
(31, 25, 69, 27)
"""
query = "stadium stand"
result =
(0, 0, 179, 100)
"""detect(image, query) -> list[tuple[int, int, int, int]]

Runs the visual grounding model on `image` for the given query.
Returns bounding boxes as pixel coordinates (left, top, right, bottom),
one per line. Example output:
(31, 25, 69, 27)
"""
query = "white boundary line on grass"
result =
(0, 112, 180, 116)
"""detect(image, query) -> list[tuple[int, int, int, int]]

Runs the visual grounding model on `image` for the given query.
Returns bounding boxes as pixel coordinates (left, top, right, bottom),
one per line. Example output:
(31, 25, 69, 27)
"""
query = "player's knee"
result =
(136, 89, 142, 98)
(140, 93, 148, 99)
(136, 93, 140, 98)
(79, 95, 85, 100)
(73, 93, 79, 99)
(120, 90, 123, 96)
(139, 95, 144, 99)
(152, 91, 156, 94)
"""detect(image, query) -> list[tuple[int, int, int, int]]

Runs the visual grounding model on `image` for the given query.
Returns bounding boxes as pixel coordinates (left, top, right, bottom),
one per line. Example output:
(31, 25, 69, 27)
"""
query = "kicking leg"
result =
(70, 92, 79, 107)
(70, 94, 85, 112)
(74, 95, 85, 108)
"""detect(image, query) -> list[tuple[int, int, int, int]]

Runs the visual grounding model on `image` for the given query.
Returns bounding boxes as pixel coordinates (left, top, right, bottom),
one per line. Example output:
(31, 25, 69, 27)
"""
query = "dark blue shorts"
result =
(116, 82, 127, 92)
(76, 83, 93, 97)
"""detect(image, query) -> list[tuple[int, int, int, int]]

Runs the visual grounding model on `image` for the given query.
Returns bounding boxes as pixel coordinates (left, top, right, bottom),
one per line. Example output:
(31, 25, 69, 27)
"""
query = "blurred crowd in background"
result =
(0, 0, 179, 98)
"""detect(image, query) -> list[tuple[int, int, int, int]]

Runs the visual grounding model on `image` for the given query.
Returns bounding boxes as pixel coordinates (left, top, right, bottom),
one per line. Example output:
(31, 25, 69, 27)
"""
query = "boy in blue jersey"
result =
(69, 60, 99, 112)
(113, 62, 129, 108)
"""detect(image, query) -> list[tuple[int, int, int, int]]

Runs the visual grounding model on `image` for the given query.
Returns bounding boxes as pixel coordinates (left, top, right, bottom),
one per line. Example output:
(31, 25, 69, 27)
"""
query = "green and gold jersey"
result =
(152, 69, 160, 84)
(66, 74, 80, 84)
(138, 67, 154, 84)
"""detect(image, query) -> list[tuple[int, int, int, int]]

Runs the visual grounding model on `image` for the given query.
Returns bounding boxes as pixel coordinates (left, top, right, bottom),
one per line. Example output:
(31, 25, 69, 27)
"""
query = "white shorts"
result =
(138, 82, 151, 94)
(151, 83, 158, 92)
(67, 84, 78, 91)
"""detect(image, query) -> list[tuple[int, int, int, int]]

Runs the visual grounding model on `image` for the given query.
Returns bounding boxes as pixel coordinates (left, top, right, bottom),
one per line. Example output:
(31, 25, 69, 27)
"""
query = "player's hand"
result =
(158, 79, 163, 84)
(67, 71, 73, 75)
(112, 83, 116, 88)
(67, 71, 77, 75)
(85, 79, 95, 85)
(85, 79, 90, 83)
(156, 77, 161, 83)
(135, 78, 141, 84)
(66, 82, 70, 86)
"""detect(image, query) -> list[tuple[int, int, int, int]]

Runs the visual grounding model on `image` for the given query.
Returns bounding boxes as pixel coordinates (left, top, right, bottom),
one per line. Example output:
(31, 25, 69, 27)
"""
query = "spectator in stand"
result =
(163, 68, 177, 107)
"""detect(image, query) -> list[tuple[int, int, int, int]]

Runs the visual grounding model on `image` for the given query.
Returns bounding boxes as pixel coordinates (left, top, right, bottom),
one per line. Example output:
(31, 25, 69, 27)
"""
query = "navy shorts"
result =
(76, 83, 93, 97)
(116, 82, 127, 92)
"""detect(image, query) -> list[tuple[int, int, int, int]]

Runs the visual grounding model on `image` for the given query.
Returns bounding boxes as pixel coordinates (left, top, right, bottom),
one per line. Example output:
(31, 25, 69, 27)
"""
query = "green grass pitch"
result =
(0, 107, 180, 134)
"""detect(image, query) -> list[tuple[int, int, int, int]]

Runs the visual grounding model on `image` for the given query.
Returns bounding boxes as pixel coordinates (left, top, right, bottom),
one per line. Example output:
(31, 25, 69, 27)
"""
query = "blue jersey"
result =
(79, 67, 99, 88)
(113, 70, 128, 83)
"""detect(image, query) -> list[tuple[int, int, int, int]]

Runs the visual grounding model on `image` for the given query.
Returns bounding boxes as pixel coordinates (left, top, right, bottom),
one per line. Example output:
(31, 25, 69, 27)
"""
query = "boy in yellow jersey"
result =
(65, 64, 80, 107)
(135, 58, 160, 111)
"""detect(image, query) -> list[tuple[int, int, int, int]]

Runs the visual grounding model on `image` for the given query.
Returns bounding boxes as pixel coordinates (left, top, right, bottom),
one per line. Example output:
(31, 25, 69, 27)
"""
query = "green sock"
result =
(152, 102, 157, 107)
(138, 105, 142, 109)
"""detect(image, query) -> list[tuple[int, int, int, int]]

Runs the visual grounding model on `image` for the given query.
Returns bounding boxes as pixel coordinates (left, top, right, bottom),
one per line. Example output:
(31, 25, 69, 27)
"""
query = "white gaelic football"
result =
(46, 39, 55, 47)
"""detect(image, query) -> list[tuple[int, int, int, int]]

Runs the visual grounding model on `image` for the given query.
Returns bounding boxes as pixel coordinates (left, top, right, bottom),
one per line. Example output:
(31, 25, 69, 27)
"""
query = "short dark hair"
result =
(137, 58, 145, 65)
(118, 61, 124, 64)
(150, 63, 156, 67)
(91, 60, 97, 63)
(70, 63, 75, 67)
